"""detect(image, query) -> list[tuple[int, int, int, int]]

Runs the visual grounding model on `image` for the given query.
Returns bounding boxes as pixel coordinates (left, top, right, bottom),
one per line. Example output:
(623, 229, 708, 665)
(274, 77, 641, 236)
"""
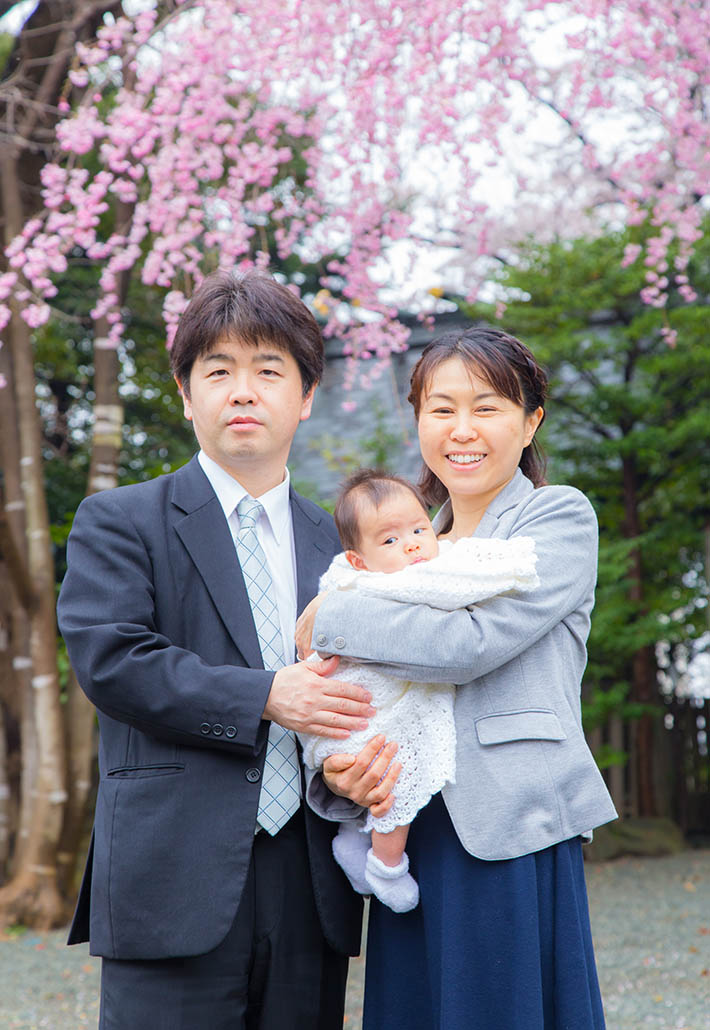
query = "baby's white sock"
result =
(365, 848, 420, 913)
(332, 823, 371, 894)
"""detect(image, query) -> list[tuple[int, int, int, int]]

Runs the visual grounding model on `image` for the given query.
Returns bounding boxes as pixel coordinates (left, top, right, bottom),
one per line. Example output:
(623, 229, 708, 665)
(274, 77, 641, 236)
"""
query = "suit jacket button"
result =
(246, 768, 261, 783)
(334, 636, 346, 649)
(200, 722, 211, 735)
(315, 633, 327, 647)
(212, 723, 224, 736)
(225, 725, 237, 738)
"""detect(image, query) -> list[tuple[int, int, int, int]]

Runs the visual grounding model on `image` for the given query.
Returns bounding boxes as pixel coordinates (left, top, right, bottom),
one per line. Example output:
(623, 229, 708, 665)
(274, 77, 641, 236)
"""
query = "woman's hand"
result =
(295, 591, 329, 659)
(322, 734, 401, 818)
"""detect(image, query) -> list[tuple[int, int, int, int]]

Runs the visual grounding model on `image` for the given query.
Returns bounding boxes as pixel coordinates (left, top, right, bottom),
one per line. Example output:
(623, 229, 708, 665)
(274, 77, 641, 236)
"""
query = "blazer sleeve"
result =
(57, 489, 273, 754)
(311, 486, 598, 685)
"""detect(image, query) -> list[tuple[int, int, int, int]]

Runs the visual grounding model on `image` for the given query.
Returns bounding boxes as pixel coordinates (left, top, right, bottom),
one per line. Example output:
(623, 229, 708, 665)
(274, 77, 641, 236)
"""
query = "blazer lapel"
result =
(290, 489, 334, 616)
(171, 458, 264, 668)
(432, 468, 534, 539)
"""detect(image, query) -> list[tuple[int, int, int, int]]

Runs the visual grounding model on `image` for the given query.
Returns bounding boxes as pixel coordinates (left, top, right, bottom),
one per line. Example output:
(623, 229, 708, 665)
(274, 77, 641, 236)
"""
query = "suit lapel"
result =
(290, 489, 333, 616)
(171, 458, 264, 668)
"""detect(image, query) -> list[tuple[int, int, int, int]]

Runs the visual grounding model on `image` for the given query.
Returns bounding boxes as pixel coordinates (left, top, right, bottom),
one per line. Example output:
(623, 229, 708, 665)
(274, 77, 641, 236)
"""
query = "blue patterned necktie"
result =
(235, 496, 300, 835)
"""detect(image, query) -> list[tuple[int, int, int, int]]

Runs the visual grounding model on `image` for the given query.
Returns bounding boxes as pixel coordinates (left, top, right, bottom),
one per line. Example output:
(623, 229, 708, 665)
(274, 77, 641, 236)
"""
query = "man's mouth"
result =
(446, 453, 485, 465)
(228, 416, 260, 427)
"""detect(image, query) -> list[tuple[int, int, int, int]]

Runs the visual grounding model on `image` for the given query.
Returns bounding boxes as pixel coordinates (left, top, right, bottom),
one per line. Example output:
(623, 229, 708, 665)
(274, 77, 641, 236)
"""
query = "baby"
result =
(300, 469, 539, 912)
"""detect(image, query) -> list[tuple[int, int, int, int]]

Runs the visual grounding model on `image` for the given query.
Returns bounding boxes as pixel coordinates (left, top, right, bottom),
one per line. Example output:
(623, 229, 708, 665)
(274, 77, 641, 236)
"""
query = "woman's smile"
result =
(445, 452, 486, 466)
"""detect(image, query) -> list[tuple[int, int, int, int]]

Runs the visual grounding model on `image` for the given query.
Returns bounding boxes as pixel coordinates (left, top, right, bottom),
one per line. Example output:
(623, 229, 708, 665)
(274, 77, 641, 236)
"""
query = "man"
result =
(57, 270, 379, 1029)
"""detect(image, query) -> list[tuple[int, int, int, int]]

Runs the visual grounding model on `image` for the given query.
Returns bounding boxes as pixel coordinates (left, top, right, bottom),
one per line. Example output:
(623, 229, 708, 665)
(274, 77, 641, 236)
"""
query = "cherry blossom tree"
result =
(2, 0, 709, 366)
(0, 0, 708, 927)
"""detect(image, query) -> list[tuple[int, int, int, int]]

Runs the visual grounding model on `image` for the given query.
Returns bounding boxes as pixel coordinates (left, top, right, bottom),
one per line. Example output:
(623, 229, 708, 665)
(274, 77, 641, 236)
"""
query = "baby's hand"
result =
(323, 735, 401, 815)
(295, 591, 329, 659)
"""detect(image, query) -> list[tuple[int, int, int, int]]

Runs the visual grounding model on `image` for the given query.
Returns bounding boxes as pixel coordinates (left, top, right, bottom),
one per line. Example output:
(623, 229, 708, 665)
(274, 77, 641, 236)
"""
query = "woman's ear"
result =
(345, 550, 368, 571)
(524, 406, 544, 446)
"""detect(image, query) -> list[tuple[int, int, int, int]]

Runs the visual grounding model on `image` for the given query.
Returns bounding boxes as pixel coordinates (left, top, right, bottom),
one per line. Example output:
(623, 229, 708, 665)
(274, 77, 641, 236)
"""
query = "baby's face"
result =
(347, 489, 439, 573)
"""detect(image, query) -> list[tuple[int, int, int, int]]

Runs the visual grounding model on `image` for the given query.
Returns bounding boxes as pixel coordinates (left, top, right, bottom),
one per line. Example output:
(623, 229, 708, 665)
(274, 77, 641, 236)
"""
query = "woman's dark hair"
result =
(334, 468, 428, 552)
(408, 326, 548, 508)
(170, 269, 324, 397)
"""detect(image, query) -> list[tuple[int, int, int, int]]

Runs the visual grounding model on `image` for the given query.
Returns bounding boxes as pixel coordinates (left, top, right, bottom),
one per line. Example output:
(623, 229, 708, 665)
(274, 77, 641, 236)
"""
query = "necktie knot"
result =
(236, 496, 263, 532)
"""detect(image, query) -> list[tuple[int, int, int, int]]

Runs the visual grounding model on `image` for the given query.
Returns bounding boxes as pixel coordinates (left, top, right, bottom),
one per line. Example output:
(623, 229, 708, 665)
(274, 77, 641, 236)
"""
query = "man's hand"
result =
(263, 655, 375, 738)
(295, 591, 328, 659)
(322, 734, 401, 818)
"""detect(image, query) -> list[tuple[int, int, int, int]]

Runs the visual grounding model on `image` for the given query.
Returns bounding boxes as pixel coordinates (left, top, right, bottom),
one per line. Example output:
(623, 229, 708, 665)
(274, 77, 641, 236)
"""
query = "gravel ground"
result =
(0, 849, 708, 1030)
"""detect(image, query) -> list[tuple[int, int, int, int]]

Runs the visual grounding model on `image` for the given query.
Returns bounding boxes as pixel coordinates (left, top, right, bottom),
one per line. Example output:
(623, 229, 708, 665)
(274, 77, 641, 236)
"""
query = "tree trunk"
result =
(0, 0, 126, 923)
(56, 277, 129, 897)
(622, 453, 658, 817)
(0, 157, 66, 928)
(56, 668, 96, 899)
(0, 262, 32, 885)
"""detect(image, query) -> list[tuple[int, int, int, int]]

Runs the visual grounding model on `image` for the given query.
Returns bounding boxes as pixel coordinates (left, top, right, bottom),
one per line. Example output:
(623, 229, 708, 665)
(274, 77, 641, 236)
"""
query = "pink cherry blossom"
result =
(3, 0, 708, 359)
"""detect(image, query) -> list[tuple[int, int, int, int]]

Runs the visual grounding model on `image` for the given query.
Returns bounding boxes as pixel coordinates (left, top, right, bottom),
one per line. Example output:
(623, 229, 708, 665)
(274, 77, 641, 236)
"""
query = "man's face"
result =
(178, 333, 314, 495)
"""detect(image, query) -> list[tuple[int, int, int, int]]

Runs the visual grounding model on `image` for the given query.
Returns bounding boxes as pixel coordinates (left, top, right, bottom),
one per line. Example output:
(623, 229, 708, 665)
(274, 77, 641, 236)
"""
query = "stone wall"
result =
(289, 311, 474, 503)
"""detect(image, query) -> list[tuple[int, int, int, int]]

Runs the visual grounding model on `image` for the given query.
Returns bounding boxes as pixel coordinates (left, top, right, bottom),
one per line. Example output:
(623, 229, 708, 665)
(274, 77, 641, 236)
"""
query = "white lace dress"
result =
(300, 536, 539, 834)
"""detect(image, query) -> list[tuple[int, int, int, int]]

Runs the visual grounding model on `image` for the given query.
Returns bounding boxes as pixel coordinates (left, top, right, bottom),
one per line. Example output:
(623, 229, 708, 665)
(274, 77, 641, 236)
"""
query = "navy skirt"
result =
(363, 794, 605, 1030)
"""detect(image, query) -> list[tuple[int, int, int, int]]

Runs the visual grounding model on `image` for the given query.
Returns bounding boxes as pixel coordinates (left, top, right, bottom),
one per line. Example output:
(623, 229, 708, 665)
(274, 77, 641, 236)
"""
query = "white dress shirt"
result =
(197, 451, 298, 664)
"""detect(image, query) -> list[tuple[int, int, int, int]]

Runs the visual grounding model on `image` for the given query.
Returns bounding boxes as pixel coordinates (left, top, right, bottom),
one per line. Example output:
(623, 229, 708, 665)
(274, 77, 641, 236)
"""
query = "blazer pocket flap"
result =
(475, 710, 567, 745)
(106, 763, 185, 778)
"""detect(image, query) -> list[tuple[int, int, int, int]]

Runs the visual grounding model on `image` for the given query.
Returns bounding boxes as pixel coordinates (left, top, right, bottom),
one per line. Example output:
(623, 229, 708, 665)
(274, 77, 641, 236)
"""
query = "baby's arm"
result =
(322, 536, 539, 611)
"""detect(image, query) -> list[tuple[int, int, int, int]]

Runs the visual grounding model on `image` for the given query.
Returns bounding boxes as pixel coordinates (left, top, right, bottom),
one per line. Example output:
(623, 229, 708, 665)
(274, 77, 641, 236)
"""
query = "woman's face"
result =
(417, 357, 543, 511)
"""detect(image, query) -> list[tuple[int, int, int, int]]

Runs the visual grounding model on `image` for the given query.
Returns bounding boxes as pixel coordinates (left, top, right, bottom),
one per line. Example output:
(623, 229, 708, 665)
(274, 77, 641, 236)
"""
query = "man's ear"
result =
(300, 383, 316, 422)
(345, 550, 367, 571)
(175, 377, 192, 420)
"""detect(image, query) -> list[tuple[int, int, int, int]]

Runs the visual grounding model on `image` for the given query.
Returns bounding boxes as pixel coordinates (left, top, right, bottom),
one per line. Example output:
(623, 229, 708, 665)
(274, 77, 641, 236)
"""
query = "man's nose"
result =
(229, 373, 257, 403)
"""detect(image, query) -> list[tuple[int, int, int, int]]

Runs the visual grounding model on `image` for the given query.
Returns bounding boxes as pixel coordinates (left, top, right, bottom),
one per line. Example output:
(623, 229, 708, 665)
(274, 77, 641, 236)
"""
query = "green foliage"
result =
(0, 31, 14, 74)
(462, 222, 710, 758)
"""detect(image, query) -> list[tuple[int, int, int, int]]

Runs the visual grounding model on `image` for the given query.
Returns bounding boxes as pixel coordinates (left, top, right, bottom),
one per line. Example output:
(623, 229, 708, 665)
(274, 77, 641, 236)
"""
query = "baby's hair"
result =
(334, 468, 429, 552)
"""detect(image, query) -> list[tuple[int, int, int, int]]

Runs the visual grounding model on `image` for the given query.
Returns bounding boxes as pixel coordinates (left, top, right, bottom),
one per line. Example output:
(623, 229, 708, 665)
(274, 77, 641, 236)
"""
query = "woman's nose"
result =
(450, 418, 477, 441)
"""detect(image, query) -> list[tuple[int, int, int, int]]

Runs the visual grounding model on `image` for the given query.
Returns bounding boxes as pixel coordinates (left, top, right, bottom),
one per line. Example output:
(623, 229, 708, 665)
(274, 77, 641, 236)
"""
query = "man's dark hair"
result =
(170, 269, 325, 396)
(334, 468, 429, 552)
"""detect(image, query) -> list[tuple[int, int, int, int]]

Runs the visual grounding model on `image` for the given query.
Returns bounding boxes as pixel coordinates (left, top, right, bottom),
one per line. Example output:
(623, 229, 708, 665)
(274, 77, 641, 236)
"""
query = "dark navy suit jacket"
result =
(57, 456, 362, 960)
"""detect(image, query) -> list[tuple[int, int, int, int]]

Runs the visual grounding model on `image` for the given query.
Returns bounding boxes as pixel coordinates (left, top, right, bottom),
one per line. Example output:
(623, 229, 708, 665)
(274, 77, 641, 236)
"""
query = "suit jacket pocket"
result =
(475, 709, 566, 745)
(106, 763, 185, 778)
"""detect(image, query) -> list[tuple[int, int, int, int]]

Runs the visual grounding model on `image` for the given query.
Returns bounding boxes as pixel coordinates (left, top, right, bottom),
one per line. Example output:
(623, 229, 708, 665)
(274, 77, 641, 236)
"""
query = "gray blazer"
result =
(310, 469, 617, 861)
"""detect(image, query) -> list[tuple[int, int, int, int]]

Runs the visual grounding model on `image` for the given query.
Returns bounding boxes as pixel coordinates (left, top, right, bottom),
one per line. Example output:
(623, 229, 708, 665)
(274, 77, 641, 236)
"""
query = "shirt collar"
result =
(197, 451, 292, 543)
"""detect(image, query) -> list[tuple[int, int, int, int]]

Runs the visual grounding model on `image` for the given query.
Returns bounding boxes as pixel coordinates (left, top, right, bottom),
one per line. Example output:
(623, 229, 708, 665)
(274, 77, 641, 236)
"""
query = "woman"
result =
(298, 326, 617, 1030)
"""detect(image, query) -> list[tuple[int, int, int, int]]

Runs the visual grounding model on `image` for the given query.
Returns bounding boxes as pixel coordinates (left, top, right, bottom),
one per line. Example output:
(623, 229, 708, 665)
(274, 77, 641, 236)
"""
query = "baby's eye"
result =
(413, 527, 427, 534)
(382, 536, 397, 546)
